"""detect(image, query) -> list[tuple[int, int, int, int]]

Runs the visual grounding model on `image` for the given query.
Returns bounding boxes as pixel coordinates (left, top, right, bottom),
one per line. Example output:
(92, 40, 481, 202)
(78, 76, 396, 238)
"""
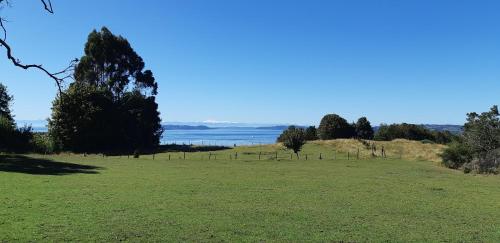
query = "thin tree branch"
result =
(40, 0, 54, 14)
(0, 0, 77, 96)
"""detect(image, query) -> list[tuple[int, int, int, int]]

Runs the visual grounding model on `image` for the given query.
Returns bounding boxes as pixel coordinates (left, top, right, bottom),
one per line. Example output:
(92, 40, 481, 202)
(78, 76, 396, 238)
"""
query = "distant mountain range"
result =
(163, 125, 213, 130)
(15, 120, 464, 133)
(420, 124, 463, 133)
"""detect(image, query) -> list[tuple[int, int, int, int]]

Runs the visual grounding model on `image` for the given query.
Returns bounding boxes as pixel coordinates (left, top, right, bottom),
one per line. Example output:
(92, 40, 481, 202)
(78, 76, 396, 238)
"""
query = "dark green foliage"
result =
(49, 27, 163, 153)
(74, 27, 158, 96)
(277, 125, 296, 143)
(462, 106, 500, 172)
(440, 106, 500, 173)
(433, 130, 458, 144)
(278, 126, 306, 156)
(0, 118, 33, 153)
(31, 133, 57, 154)
(355, 117, 374, 139)
(0, 83, 34, 152)
(304, 126, 318, 141)
(318, 114, 355, 140)
(49, 83, 116, 152)
(374, 123, 458, 144)
(441, 141, 473, 169)
(374, 123, 434, 141)
(0, 83, 14, 124)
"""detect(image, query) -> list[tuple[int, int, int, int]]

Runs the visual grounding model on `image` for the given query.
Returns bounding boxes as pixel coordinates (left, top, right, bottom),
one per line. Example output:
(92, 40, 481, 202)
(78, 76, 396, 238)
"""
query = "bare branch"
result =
(0, 0, 77, 96)
(0, 36, 77, 93)
(40, 0, 54, 14)
(0, 17, 6, 41)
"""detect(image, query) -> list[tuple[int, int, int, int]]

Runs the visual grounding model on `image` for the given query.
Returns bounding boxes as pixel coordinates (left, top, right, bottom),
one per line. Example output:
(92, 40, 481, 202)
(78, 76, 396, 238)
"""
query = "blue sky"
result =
(0, 0, 499, 126)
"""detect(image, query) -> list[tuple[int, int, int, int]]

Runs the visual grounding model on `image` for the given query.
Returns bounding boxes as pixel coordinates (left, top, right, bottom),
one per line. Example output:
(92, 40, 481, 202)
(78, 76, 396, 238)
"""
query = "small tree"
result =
(318, 114, 355, 139)
(355, 117, 374, 139)
(279, 126, 306, 158)
(304, 126, 318, 141)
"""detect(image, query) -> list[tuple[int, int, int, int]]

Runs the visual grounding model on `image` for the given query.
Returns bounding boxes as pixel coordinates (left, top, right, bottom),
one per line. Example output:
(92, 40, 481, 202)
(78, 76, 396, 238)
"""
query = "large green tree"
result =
(49, 27, 163, 153)
(74, 27, 158, 97)
(355, 117, 374, 139)
(318, 114, 355, 140)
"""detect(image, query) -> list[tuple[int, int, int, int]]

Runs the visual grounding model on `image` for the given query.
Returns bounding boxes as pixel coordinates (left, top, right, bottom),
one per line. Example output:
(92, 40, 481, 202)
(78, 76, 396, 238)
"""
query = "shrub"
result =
(304, 126, 318, 141)
(441, 142, 473, 169)
(278, 126, 306, 157)
(32, 133, 57, 154)
(374, 123, 435, 142)
(318, 114, 355, 139)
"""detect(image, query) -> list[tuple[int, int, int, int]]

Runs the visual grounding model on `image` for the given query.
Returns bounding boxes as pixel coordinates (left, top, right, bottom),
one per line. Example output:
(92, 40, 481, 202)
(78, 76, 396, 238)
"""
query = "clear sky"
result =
(0, 0, 499, 126)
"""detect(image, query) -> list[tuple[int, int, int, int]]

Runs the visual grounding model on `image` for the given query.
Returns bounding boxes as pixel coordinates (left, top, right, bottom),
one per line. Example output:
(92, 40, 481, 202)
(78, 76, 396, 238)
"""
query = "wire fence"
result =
(109, 148, 404, 161)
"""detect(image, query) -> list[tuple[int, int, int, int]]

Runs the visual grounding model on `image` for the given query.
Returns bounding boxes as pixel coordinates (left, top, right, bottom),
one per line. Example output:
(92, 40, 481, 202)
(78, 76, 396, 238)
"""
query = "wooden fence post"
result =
(305, 154, 308, 160)
(357, 148, 359, 160)
(319, 153, 322, 160)
(348, 152, 350, 160)
(183, 152, 186, 160)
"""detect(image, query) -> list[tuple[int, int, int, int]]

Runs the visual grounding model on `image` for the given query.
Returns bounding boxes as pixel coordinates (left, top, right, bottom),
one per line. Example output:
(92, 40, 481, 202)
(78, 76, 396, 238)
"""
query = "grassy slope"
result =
(1, 141, 500, 242)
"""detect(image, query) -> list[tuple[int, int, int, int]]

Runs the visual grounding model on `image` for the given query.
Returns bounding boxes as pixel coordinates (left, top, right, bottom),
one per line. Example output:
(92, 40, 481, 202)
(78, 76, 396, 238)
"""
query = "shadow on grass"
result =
(0, 154, 102, 175)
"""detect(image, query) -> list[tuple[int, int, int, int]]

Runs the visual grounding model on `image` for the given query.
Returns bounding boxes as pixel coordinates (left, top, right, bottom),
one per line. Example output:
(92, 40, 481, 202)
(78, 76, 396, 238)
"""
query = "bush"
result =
(32, 133, 57, 154)
(278, 126, 306, 157)
(374, 123, 435, 142)
(304, 126, 318, 141)
(441, 142, 473, 169)
(318, 114, 355, 139)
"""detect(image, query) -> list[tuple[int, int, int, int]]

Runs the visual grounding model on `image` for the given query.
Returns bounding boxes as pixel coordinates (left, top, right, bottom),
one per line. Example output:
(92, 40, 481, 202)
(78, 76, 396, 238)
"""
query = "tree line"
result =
(276, 113, 459, 158)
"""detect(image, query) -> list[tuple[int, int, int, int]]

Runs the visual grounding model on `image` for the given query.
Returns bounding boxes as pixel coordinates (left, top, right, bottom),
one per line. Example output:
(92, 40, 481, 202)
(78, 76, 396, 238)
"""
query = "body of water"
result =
(161, 128, 283, 146)
(30, 126, 284, 146)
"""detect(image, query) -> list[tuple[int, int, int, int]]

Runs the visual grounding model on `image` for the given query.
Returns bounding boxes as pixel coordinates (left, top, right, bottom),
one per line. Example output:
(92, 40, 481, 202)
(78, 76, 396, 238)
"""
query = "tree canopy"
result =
(355, 117, 374, 139)
(74, 27, 157, 97)
(318, 114, 355, 139)
(49, 27, 162, 153)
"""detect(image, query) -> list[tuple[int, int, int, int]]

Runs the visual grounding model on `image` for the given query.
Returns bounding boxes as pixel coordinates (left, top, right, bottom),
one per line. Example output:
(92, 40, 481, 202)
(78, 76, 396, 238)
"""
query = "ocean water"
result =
(161, 128, 283, 146)
(30, 126, 283, 146)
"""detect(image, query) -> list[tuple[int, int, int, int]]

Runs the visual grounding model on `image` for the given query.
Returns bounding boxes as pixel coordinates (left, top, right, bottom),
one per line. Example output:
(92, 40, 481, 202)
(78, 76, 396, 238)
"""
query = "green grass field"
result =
(1, 141, 500, 242)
